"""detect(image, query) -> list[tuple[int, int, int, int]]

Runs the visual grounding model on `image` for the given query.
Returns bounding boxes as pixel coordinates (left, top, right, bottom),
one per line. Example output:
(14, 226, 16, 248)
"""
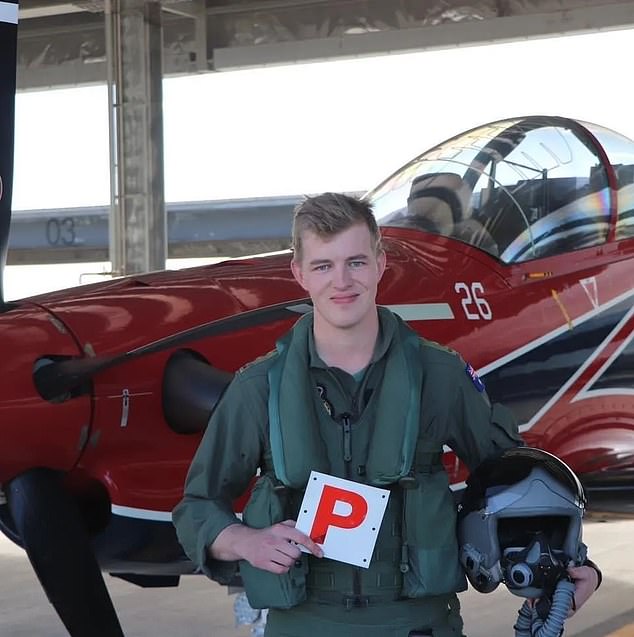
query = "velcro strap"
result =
(412, 450, 443, 475)
(306, 590, 403, 606)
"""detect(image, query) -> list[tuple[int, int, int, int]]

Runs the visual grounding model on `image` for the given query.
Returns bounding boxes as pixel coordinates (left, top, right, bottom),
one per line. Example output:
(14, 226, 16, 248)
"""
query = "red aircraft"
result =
(1, 4, 633, 636)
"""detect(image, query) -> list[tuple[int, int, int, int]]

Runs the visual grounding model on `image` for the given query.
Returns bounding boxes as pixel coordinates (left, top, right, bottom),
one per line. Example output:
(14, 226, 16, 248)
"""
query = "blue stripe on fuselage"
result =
(589, 333, 634, 392)
(482, 297, 633, 425)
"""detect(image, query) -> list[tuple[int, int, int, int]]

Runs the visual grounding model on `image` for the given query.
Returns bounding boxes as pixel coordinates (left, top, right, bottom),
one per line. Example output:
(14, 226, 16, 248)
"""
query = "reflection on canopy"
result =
(368, 116, 634, 263)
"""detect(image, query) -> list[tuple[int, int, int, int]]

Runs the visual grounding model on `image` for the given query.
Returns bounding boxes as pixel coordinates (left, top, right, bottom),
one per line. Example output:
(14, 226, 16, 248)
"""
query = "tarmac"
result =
(0, 518, 632, 636)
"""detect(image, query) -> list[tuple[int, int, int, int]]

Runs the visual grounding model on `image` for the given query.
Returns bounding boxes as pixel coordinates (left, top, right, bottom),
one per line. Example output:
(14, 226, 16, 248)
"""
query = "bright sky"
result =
(11, 27, 634, 211)
(6, 27, 634, 299)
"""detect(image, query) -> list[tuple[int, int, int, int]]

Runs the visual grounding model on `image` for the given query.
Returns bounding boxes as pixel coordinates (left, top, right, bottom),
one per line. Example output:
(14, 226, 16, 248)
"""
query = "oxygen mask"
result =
(502, 532, 569, 599)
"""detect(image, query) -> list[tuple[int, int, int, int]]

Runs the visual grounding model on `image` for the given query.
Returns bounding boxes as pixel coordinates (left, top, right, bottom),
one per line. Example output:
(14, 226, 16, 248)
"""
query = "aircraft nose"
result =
(0, 304, 92, 482)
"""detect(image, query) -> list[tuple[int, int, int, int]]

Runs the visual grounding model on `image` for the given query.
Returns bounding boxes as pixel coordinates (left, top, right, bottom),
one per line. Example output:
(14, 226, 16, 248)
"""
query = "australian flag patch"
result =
(465, 363, 485, 392)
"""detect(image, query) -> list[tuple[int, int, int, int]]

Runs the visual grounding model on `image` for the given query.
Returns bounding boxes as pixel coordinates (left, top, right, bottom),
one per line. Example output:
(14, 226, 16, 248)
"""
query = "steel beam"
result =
(106, 0, 166, 275)
(213, 2, 634, 69)
(16, 1, 634, 90)
(6, 196, 304, 265)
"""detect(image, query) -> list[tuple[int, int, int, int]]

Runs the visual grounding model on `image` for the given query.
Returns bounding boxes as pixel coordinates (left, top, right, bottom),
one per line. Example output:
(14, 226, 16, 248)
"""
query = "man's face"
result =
(291, 223, 386, 332)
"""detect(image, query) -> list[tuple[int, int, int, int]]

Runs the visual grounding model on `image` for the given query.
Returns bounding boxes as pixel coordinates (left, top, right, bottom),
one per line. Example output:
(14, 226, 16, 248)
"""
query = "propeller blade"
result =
(35, 297, 312, 401)
(0, 1, 19, 307)
(7, 468, 125, 637)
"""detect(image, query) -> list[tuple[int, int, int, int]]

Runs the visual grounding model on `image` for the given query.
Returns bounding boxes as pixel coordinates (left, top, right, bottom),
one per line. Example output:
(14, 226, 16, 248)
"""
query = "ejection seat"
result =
(405, 172, 499, 256)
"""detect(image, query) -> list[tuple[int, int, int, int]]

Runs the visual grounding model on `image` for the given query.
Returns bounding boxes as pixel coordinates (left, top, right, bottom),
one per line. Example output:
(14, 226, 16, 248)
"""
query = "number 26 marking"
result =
(454, 282, 492, 320)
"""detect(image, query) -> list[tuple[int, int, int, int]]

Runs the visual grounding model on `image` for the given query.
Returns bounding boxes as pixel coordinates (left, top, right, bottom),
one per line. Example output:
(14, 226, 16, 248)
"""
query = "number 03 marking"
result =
(454, 282, 492, 320)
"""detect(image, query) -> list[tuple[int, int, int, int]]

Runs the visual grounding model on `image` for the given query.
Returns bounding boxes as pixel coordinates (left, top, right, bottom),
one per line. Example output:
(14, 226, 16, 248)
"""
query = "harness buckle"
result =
(398, 472, 418, 489)
(343, 595, 370, 610)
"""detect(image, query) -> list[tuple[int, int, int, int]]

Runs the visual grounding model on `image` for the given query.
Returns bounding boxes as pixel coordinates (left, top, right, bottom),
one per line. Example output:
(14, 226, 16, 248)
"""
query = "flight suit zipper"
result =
(322, 367, 374, 610)
(341, 412, 353, 474)
(339, 412, 365, 607)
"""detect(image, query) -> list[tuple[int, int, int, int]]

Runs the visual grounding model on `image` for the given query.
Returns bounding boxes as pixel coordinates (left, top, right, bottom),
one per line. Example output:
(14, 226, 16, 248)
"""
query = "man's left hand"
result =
(568, 565, 599, 616)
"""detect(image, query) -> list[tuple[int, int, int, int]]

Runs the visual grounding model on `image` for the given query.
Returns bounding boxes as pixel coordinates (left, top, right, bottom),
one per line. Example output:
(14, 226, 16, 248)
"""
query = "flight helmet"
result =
(458, 446, 586, 599)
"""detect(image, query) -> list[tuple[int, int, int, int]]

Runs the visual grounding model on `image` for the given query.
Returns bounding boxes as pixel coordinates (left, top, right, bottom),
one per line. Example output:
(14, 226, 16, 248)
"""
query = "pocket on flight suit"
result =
(489, 402, 523, 448)
(405, 597, 465, 637)
(432, 595, 465, 637)
(401, 472, 466, 597)
(239, 474, 308, 609)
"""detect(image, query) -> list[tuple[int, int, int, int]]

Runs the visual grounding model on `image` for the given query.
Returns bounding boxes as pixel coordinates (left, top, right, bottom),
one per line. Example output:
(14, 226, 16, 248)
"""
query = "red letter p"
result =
(309, 485, 368, 544)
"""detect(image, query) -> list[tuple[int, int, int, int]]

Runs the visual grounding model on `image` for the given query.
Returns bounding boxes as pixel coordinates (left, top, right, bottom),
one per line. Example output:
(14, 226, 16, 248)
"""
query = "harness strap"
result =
(307, 590, 403, 607)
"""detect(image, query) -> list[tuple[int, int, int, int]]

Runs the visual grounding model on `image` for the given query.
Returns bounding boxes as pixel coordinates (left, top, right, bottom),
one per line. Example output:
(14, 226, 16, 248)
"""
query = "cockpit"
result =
(367, 116, 634, 263)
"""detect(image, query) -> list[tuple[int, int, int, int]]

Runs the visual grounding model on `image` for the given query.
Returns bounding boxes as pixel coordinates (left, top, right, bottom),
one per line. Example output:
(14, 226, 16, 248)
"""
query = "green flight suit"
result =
(172, 308, 522, 637)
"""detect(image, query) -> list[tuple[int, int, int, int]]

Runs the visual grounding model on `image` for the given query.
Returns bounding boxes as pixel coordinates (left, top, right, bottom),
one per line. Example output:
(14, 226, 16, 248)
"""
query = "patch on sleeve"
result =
(465, 363, 485, 392)
(238, 349, 276, 374)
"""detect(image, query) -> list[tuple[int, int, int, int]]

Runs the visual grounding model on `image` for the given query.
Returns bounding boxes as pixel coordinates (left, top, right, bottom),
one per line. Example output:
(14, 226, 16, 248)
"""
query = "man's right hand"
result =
(210, 520, 324, 574)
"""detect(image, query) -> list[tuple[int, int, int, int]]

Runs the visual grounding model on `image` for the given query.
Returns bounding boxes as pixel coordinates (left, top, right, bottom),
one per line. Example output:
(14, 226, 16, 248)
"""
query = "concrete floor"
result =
(0, 518, 632, 637)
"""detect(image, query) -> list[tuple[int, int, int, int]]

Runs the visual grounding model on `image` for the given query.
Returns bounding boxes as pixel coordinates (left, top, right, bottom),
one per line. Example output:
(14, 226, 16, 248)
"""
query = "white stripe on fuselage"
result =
(0, 2, 18, 24)
(386, 303, 455, 321)
(111, 504, 173, 522)
(573, 306, 634, 401)
(287, 302, 455, 321)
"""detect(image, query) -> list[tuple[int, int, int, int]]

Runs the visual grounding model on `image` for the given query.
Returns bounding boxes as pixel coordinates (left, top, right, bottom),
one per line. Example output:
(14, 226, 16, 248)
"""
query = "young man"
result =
(173, 193, 599, 637)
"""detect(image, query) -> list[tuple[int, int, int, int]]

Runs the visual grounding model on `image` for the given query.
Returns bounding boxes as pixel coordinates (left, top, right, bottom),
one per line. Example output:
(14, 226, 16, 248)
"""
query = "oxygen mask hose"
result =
(513, 579, 576, 637)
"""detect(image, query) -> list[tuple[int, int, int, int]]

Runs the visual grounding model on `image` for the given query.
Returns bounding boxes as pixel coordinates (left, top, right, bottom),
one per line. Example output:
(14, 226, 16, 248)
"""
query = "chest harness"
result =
(241, 309, 466, 609)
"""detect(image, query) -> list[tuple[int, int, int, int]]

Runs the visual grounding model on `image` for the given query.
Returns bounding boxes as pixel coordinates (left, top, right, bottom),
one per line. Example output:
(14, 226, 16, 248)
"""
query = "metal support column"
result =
(106, 0, 166, 276)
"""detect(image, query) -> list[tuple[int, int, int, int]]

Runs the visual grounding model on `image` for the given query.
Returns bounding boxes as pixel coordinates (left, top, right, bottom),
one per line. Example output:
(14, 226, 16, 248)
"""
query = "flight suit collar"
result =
(267, 306, 423, 488)
(306, 307, 397, 371)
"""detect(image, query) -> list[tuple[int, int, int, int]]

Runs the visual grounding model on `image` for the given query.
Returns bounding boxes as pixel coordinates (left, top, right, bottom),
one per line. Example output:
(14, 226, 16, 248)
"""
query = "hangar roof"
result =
(17, 0, 634, 90)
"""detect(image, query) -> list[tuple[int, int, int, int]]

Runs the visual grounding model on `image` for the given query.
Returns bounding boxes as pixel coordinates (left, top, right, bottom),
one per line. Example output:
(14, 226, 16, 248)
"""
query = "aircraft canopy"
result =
(369, 116, 634, 263)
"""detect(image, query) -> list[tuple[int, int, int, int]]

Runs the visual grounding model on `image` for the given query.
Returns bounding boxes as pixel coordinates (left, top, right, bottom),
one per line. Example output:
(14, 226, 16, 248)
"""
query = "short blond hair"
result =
(291, 192, 381, 261)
